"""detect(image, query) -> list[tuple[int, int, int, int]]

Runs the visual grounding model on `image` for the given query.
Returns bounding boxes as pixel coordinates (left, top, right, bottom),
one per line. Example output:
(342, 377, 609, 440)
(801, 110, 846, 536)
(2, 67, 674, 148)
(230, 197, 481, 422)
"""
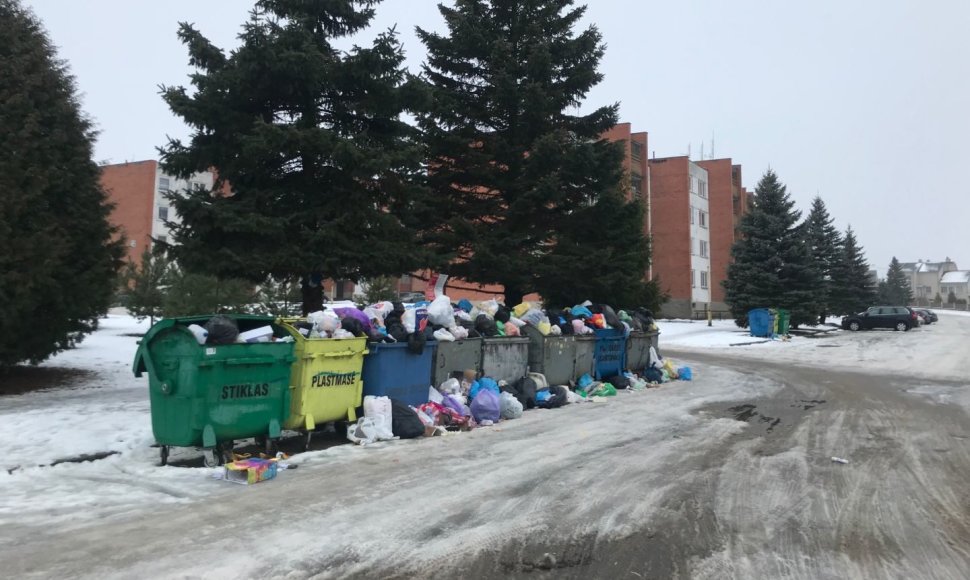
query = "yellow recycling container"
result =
(277, 319, 369, 449)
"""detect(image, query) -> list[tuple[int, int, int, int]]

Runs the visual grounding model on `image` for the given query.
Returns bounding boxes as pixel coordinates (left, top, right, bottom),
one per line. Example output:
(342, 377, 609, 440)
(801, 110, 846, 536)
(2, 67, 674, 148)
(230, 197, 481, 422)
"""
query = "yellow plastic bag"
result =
(537, 321, 552, 335)
(513, 302, 532, 319)
(663, 359, 679, 380)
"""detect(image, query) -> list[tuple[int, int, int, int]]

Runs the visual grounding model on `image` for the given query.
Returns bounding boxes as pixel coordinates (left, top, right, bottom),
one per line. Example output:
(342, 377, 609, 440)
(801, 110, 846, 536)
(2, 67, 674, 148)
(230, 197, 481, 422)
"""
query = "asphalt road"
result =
(3, 333, 969, 579)
(457, 354, 970, 579)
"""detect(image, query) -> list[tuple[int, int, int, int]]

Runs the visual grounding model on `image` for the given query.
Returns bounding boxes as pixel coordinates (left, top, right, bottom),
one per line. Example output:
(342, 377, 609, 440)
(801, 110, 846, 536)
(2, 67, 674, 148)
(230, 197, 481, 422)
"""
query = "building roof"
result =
(899, 261, 955, 274)
(941, 271, 970, 284)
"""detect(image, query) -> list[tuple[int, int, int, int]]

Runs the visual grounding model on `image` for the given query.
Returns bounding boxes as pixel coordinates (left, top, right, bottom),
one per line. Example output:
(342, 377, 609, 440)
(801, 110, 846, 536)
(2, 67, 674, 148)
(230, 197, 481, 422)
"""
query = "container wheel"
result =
(265, 437, 278, 456)
(203, 448, 220, 468)
(159, 446, 169, 467)
(299, 430, 312, 453)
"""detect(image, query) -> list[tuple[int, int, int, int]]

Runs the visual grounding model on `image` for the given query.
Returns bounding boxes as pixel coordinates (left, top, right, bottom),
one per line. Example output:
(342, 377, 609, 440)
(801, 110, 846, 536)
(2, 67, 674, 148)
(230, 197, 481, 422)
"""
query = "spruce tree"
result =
(123, 247, 172, 325)
(160, 1, 431, 315)
(880, 257, 914, 306)
(0, 0, 123, 367)
(828, 226, 875, 315)
(723, 170, 821, 327)
(804, 196, 842, 323)
(417, 0, 657, 307)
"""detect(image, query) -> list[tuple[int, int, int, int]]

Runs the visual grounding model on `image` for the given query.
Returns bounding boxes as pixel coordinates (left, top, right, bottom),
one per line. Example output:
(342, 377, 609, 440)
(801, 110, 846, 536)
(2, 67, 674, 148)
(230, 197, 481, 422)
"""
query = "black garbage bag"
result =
(407, 330, 427, 355)
(205, 315, 239, 345)
(475, 314, 499, 337)
(503, 377, 537, 409)
(391, 398, 425, 439)
(601, 305, 623, 330)
(340, 317, 366, 337)
(537, 385, 569, 409)
(494, 305, 511, 323)
(604, 374, 631, 390)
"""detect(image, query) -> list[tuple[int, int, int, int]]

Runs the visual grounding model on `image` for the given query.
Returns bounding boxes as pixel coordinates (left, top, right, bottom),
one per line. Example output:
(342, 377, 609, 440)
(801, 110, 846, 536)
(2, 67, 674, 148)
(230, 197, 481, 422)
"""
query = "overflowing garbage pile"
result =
(344, 296, 694, 446)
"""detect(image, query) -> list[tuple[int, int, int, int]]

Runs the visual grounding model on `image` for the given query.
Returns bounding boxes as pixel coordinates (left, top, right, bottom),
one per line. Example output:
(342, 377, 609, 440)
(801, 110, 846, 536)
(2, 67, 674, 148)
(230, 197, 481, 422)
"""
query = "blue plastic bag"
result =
(577, 374, 594, 390)
(678, 367, 692, 381)
(470, 377, 499, 400)
(535, 389, 552, 403)
(470, 389, 501, 423)
(571, 305, 593, 319)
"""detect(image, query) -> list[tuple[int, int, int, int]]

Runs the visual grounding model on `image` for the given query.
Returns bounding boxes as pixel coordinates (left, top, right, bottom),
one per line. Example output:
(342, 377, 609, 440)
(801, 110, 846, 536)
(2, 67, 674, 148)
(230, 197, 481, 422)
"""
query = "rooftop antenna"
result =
(711, 131, 715, 159)
(687, 143, 691, 159)
(700, 141, 705, 161)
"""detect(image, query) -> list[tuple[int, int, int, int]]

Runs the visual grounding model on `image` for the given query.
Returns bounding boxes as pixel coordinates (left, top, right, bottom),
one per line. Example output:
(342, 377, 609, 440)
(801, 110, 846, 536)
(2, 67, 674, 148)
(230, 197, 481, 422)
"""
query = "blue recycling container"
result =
(592, 327, 627, 379)
(748, 308, 775, 338)
(361, 341, 437, 407)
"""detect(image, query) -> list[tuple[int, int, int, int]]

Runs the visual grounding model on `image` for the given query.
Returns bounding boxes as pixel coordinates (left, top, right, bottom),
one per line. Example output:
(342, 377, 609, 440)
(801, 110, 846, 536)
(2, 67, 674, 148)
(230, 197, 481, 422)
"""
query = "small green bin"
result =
(775, 309, 791, 336)
(133, 316, 295, 466)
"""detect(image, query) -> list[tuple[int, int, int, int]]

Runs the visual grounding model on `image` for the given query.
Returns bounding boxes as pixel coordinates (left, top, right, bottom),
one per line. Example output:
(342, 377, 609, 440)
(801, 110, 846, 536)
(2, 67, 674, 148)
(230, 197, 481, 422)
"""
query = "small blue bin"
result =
(748, 308, 775, 338)
(362, 341, 437, 407)
(593, 327, 627, 379)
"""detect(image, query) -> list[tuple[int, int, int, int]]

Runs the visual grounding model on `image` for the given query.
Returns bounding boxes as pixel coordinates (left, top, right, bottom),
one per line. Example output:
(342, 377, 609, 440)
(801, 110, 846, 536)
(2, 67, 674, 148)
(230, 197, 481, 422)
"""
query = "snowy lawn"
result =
(661, 312, 970, 383)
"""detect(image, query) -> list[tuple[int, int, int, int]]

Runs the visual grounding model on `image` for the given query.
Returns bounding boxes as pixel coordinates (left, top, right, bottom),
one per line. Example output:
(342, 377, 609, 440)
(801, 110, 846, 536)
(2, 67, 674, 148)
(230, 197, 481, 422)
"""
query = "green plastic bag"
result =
(589, 382, 617, 397)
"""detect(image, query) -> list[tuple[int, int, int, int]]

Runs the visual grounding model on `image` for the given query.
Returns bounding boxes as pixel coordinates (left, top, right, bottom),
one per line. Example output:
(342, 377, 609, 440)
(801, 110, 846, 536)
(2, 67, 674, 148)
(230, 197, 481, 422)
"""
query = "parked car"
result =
(913, 308, 938, 324)
(841, 306, 919, 332)
(398, 291, 427, 303)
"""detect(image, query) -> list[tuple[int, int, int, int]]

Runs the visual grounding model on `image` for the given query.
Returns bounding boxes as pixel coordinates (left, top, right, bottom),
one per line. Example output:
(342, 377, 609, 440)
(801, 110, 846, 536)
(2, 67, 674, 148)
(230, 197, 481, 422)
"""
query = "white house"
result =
(940, 271, 970, 303)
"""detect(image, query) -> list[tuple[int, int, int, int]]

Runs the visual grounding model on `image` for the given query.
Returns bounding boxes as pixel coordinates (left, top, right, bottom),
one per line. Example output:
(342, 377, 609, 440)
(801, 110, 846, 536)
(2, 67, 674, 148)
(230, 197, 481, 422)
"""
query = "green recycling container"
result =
(133, 315, 295, 466)
(775, 309, 791, 335)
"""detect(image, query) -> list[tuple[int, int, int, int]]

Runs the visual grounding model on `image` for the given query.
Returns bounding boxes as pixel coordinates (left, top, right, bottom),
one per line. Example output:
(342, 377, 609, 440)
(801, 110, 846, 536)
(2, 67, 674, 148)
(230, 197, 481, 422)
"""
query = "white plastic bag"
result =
(402, 309, 417, 333)
(529, 372, 549, 391)
(362, 396, 395, 440)
(347, 417, 380, 445)
(427, 295, 456, 328)
(439, 378, 461, 395)
(565, 389, 584, 404)
(429, 386, 444, 403)
(649, 346, 663, 370)
(507, 316, 527, 327)
(433, 328, 456, 342)
(500, 391, 524, 420)
(448, 325, 469, 340)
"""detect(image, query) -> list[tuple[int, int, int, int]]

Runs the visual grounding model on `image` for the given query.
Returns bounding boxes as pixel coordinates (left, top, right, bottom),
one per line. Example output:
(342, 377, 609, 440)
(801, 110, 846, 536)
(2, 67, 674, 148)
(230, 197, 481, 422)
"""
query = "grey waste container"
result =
(626, 331, 659, 371)
(431, 337, 483, 389)
(574, 336, 595, 380)
(480, 337, 530, 383)
(521, 325, 577, 386)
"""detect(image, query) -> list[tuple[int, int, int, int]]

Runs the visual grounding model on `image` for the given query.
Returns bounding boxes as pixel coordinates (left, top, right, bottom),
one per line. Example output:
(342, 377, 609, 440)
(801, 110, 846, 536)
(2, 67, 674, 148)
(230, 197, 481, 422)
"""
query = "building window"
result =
(691, 270, 696, 288)
(632, 175, 643, 196)
(158, 206, 169, 221)
(699, 211, 707, 228)
(631, 141, 642, 161)
(190, 181, 202, 191)
(158, 177, 170, 192)
(700, 240, 709, 258)
(690, 206, 695, 224)
(698, 180, 708, 199)
(129, 239, 136, 248)
(690, 176, 697, 194)
(156, 235, 166, 244)
(690, 237, 695, 255)
(701, 271, 709, 289)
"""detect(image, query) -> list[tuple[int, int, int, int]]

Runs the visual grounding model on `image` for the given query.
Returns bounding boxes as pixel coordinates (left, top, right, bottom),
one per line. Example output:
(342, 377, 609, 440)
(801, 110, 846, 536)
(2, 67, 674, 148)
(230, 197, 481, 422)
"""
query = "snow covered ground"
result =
(660, 311, 970, 384)
(0, 314, 776, 535)
(2, 313, 968, 579)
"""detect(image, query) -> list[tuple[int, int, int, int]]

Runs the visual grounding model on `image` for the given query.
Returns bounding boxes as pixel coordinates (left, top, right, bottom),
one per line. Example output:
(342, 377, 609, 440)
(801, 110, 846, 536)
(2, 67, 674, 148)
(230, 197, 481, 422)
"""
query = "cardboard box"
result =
(223, 458, 278, 485)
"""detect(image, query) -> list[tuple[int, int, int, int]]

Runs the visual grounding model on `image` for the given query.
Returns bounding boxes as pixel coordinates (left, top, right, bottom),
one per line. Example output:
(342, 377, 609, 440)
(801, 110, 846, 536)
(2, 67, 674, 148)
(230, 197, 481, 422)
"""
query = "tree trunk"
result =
(503, 285, 524, 308)
(301, 276, 324, 316)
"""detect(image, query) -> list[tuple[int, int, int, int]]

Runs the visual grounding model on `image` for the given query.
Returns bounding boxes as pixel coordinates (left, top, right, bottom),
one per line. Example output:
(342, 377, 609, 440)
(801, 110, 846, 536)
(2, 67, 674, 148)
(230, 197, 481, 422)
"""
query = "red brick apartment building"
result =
(103, 125, 753, 311)
(604, 128, 753, 318)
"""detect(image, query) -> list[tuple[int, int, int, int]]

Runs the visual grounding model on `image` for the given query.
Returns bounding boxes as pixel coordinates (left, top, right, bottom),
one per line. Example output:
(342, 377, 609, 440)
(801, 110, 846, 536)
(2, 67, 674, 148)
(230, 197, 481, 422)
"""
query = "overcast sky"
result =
(26, 0, 970, 274)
